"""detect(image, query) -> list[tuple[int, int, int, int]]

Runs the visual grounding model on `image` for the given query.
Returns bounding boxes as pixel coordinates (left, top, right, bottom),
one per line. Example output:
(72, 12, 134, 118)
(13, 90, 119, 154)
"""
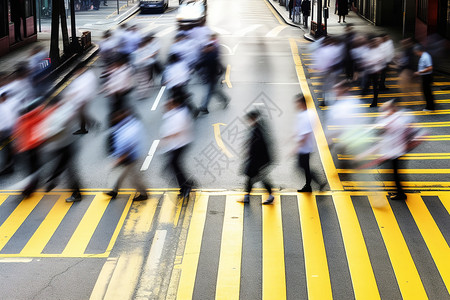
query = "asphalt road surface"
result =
(1, 0, 450, 299)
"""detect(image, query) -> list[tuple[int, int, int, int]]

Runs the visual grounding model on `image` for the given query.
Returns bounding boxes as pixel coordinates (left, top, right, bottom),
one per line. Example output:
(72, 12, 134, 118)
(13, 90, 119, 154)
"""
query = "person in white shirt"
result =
(294, 94, 327, 192)
(378, 34, 395, 90)
(413, 44, 435, 111)
(0, 90, 18, 175)
(62, 67, 99, 134)
(160, 95, 195, 199)
(361, 37, 385, 107)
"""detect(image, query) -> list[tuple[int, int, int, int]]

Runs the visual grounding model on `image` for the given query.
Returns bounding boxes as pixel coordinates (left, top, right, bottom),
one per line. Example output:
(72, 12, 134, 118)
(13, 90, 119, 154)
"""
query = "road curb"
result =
(266, 0, 308, 34)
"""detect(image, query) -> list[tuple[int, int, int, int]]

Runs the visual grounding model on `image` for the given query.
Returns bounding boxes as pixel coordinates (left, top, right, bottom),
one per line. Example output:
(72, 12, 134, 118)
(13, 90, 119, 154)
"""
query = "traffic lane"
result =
(0, 258, 104, 299)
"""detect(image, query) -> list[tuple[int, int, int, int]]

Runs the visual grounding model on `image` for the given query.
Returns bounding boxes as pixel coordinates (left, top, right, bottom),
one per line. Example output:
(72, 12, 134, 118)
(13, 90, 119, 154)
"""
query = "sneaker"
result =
(104, 190, 118, 200)
(369, 103, 377, 107)
(298, 185, 312, 193)
(422, 108, 432, 111)
(66, 194, 81, 202)
(238, 194, 250, 203)
(319, 182, 327, 191)
(263, 195, 274, 205)
(389, 193, 407, 201)
(199, 108, 209, 115)
(133, 193, 148, 201)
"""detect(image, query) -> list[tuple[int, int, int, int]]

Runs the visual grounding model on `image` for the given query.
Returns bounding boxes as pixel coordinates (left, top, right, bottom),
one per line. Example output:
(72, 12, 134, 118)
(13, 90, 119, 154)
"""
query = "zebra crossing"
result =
(1, 190, 449, 298)
(170, 191, 450, 299)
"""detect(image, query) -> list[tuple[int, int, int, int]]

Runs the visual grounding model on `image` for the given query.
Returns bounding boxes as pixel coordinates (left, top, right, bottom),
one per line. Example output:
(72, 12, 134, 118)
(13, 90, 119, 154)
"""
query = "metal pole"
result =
(38, 0, 42, 32)
(317, 0, 322, 37)
(117, 0, 120, 15)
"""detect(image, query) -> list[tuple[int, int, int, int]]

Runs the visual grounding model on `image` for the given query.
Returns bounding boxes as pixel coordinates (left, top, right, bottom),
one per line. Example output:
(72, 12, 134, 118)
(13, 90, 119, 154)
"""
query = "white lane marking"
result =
(235, 24, 263, 36)
(151, 86, 166, 111)
(141, 140, 160, 171)
(210, 26, 231, 35)
(135, 230, 167, 299)
(141, 24, 164, 34)
(155, 26, 177, 37)
(266, 25, 288, 37)
(0, 258, 33, 263)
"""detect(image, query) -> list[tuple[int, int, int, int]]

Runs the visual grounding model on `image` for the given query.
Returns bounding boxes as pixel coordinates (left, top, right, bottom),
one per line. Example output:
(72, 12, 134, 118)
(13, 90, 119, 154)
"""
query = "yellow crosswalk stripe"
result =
(0, 193, 9, 206)
(62, 193, 111, 256)
(406, 194, 450, 293)
(20, 193, 72, 256)
(176, 193, 208, 300)
(367, 195, 428, 299)
(297, 193, 333, 299)
(332, 194, 380, 300)
(262, 194, 286, 300)
(215, 195, 244, 300)
(122, 193, 159, 235)
(439, 193, 450, 216)
(0, 193, 44, 252)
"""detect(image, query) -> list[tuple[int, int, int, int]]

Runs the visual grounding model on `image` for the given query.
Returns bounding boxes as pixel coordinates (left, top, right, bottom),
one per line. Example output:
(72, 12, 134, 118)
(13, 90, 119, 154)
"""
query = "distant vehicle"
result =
(176, 0, 207, 29)
(140, 0, 169, 13)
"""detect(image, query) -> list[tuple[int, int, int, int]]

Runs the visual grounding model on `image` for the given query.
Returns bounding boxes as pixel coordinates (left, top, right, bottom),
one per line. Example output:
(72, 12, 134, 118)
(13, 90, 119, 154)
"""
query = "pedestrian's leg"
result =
(370, 73, 379, 107)
(213, 80, 229, 107)
(65, 144, 83, 202)
(169, 147, 189, 193)
(200, 81, 215, 112)
(390, 157, 406, 200)
(422, 74, 435, 110)
(128, 161, 148, 198)
(298, 153, 312, 191)
(379, 66, 388, 89)
(114, 164, 132, 192)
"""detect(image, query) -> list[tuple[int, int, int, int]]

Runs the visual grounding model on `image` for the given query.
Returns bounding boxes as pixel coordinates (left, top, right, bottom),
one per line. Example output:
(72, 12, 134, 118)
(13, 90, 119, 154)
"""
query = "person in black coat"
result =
(196, 41, 229, 114)
(337, 0, 349, 23)
(10, 0, 26, 42)
(288, 0, 294, 19)
(239, 110, 275, 205)
(301, 0, 311, 28)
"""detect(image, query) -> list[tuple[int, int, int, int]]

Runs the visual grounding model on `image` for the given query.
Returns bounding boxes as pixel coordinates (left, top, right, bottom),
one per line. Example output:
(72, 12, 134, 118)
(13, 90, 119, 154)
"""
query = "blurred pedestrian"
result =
(288, 0, 294, 19)
(337, 0, 348, 23)
(160, 95, 195, 199)
(293, 94, 327, 192)
(343, 24, 356, 81)
(239, 110, 274, 204)
(0, 90, 17, 176)
(362, 37, 384, 107)
(378, 34, 395, 90)
(196, 41, 229, 115)
(397, 38, 418, 99)
(413, 44, 435, 111)
(301, 0, 311, 27)
(63, 66, 99, 134)
(104, 109, 148, 201)
(132, 34, 161, 98)
(10, 0, 26, 42)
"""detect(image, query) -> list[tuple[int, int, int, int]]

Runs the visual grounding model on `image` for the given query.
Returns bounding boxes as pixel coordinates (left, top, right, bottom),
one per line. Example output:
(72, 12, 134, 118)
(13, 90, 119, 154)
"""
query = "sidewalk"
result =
(0, 1, 140, 96)
(268, 0, 450, 75)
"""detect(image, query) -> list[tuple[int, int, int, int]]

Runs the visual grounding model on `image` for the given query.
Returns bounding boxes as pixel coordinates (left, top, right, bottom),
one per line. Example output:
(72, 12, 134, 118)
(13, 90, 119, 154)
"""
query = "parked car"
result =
(176, 0, 207, 29)
(140, 0, 169, 13)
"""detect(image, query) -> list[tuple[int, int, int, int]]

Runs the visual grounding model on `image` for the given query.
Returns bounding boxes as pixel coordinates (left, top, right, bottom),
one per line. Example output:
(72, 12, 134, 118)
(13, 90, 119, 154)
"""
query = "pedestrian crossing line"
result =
(338, 153, 450, 160)
(342, 181, 450, 189)
(263, 194, 287, 300)
(0, 193, 44, 253)
(336, 169, 450, 174)
(62, 193, 118, 257)
(122, 193, 160, 235)
(298, 193, 333, 299)
(0, 193, 8, 206)
(367, 195, 428, 299)
(352, 109, 450, 118)
(176, 193, 209, 300)
(406, 194, 450, 294)
(332, 194, 381, 299)
(215, 195, 244, 300)
(329, 121, 450, 130)
(20, 193, 73, 256)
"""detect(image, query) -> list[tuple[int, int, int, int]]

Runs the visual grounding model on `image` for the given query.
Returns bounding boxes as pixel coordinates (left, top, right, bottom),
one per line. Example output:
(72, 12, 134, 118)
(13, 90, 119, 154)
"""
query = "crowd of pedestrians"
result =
(0, 17, 441, 204)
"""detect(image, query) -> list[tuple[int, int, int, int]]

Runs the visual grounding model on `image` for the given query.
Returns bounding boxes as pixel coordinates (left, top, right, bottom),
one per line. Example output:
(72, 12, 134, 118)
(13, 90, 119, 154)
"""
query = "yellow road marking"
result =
(176, 193, 209, 300)
(213, 123, 234, 158)
(216, 195, 244, 300)
(337, 169, 450, 174)
(222, 64, 233, 88)
(0, 194, 8, 206)
(332, 194, 380, 300)
(368, 194, 427, 299)
(62, 193, 110, 256)
(290, 38, 343, 191)
(406, 194, 450, 293)
(90, 257, 118, 300)
(0, 193, 44, 252)
(20, 193, 72, 256)
(329, 121, 450, 129)
(263, 194, 286, 300)
(298, 193, 333, 299)
(263, 0, 285, 25)
(338, 153, 450, 160)
(342, 181, 450, 187)
(159, 192, 178, 225)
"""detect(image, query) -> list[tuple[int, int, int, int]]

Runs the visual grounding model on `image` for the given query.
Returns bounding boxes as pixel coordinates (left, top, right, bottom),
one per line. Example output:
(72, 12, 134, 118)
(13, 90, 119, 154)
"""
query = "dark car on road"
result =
(140, 0, 169, 13)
